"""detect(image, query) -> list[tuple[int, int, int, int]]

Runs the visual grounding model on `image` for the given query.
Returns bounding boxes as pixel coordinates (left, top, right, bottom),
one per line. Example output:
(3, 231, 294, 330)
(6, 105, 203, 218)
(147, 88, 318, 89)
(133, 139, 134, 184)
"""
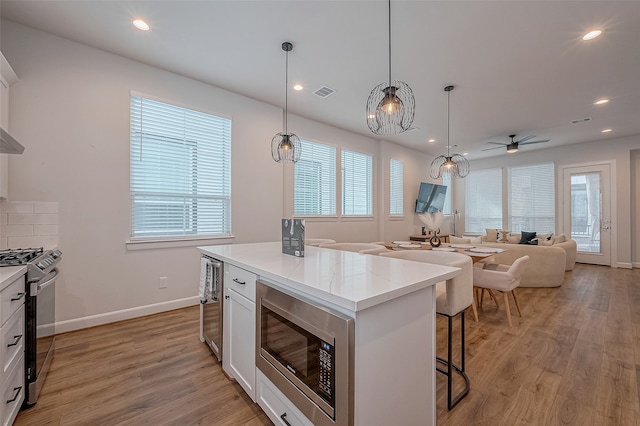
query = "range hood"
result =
(0, 127, 25, 154)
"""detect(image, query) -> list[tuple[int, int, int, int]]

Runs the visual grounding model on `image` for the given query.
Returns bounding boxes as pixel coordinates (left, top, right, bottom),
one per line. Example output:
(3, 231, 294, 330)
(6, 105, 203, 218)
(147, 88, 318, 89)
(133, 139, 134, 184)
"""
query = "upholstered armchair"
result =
(473, 255, 529, 327)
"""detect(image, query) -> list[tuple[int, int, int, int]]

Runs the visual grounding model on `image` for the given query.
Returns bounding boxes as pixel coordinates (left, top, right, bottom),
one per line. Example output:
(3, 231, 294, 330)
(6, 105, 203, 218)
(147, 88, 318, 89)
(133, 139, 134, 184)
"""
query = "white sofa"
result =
(454, 232, 577, 288)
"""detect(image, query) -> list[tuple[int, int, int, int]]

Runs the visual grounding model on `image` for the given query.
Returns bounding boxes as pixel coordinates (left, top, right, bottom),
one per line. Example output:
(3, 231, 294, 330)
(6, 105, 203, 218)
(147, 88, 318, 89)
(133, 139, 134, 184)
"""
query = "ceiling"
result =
(2, 1, 639, 159)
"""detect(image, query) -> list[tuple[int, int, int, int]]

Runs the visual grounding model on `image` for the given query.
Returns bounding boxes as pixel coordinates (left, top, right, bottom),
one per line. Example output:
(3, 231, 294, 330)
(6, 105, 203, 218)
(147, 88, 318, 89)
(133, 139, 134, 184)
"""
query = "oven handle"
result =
(36, 268, 59, 292)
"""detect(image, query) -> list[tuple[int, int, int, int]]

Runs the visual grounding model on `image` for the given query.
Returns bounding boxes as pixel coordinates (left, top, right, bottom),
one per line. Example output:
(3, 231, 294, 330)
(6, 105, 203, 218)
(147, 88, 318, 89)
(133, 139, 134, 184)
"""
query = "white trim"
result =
(633, 262, 640, 269)
(55, 296, 199, 334)
(616, 262, 633, 269)
(126, 235, 234, 250)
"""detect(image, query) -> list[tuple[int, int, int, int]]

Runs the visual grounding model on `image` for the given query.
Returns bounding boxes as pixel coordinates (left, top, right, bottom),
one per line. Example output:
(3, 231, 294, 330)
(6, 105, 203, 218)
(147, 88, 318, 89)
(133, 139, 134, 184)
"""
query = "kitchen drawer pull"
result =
(232, 278, 246, 285)
(6, 386, 21, 404)
(280, 412, 292, 426)
(7, 335, 22, 348)
(10, 292, 25, 301)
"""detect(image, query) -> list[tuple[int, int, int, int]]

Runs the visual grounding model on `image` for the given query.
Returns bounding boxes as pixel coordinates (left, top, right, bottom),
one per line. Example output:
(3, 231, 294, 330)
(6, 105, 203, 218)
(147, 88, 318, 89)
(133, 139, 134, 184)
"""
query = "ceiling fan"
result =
(482, 134, 550, 153)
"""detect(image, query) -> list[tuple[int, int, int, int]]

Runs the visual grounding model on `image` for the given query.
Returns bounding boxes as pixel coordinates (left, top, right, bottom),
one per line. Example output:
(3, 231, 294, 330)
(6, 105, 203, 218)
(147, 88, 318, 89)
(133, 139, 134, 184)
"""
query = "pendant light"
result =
(271, 41, 301, 163)
(366, 0, 415, 135)
(429, 85, 470, 179)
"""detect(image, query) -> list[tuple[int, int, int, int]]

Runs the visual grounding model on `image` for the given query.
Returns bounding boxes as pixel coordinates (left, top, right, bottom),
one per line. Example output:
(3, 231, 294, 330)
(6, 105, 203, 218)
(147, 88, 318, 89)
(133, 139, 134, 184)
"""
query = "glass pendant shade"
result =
(429, 85, 470, 179)
(271, 132, 301, 163)
(367, 82, 414, 135)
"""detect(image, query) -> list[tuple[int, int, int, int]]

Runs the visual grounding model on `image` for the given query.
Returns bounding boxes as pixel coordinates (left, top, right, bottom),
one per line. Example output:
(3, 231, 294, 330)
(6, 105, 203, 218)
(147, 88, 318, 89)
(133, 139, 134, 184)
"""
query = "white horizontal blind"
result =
(342, 150, 373, 215)
(130, 96, 231, 239)
(508, 163, 555, 233)
(465, 168, 502, 233)
(389, 159, 403, 215)
(442, 173, 452, 215)
(294, 139, 336, 215)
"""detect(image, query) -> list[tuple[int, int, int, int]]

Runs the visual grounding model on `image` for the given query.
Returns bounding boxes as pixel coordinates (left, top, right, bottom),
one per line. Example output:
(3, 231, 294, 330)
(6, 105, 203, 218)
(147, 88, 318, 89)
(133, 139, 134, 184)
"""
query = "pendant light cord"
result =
(447, 89, 451, 157)
(284, 49, 289, 134)
(388, 0, 392, 87)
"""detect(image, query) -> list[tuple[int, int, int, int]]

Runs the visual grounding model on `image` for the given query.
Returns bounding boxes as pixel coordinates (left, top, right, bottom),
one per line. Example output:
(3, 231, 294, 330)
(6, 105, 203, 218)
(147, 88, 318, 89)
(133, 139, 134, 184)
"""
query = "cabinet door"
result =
(223, 288, 256, 401)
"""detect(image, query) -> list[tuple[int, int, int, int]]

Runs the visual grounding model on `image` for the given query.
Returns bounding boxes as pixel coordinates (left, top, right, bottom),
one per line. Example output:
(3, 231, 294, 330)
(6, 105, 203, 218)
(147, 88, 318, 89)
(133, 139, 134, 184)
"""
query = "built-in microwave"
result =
(256, 281, 354, 426)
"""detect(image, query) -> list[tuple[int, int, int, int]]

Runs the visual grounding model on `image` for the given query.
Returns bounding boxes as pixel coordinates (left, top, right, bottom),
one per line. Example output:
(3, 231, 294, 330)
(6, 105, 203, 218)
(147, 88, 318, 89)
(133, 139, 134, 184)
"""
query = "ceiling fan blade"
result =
(482, 145, 505, 151)
(515, 135, 536, 143)
(486, 141, 507, 146)
(520, 139, 550, 145)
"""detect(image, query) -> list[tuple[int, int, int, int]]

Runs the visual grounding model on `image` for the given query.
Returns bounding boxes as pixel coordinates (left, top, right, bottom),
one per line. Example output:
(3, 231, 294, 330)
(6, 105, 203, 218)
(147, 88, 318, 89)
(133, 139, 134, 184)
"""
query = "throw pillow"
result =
(543, 232, 554, 241)
(497, 229, 511, 243)
(553, 234, 567, 244)
(508, 233, 521, 244)
(519, 231, 537, 244)
(467, 236, 482, 244)
(450, 236, 472, 244)
(485, 228, 498, 243)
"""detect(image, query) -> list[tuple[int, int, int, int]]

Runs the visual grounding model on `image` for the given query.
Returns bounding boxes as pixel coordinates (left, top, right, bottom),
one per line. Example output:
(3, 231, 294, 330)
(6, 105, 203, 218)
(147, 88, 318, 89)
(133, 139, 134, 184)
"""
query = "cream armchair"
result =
(380, 250, 474, 410)
(473, 255, 529, 327)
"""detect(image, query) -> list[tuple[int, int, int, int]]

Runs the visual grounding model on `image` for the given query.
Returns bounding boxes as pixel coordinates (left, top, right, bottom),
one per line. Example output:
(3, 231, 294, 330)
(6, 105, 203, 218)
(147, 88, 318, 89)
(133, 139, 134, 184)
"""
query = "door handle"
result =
(7, 335, 22, 348)
(6, 386, 21, 403)
(233, 278, 246, 285)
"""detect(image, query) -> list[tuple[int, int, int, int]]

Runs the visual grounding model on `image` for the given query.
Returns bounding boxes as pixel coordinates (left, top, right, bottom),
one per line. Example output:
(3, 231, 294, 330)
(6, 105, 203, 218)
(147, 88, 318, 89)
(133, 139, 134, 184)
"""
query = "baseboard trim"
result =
(633, 262, 640, 269)
(55, 296, 199, 334)
(616, 262, 633, 269)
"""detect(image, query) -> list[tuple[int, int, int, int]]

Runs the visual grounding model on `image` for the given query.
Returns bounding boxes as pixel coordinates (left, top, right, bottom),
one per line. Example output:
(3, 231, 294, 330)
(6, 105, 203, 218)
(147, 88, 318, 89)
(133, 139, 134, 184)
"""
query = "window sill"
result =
(126, 235, 235, 251)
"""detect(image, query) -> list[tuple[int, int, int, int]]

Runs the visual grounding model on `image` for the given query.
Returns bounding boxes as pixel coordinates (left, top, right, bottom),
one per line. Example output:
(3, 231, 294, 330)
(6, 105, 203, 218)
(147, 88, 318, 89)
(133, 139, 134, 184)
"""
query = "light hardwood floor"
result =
(15, 264, 640, 425)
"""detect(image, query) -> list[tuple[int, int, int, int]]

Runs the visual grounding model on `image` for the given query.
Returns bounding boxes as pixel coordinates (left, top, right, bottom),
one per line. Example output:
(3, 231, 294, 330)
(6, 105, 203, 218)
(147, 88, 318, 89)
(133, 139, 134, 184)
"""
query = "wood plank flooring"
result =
(14, 264, 640, 425)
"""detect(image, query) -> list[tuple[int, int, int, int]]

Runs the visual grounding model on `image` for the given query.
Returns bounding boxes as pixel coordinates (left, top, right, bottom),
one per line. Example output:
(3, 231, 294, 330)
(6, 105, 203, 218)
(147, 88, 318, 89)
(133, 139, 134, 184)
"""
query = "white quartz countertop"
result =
(0, 265, 27, 291)
(199, 242, 460, 312)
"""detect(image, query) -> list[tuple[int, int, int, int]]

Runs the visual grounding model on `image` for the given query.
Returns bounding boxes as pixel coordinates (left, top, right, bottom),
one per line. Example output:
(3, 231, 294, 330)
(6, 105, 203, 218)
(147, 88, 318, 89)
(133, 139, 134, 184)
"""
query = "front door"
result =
(561, 163, 612, 265)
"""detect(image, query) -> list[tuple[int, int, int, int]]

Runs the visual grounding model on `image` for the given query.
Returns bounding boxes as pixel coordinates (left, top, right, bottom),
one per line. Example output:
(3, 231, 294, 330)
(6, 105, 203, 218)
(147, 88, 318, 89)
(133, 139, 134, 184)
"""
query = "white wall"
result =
(632, 149, 640, 267)
(1, 20, 432, 329)
(455, 135, 640, 268)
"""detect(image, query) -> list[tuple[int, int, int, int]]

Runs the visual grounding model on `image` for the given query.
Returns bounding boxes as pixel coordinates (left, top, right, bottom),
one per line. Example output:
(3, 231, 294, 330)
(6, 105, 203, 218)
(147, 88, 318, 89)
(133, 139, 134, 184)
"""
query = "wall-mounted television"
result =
(415, 182, 447, 213)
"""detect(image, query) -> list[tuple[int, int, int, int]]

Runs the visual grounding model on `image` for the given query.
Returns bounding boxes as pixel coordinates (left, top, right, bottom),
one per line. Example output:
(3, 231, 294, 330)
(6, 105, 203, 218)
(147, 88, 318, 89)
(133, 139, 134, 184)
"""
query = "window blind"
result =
(342, 150, 373, 216)
(465, 168, 502, 233)
(442, 173, 452, 215)
(389, 159, 403, 215)
(130, 96, 232, 239)
(294, 139, 336, 215)
(508, 163, 555, 233)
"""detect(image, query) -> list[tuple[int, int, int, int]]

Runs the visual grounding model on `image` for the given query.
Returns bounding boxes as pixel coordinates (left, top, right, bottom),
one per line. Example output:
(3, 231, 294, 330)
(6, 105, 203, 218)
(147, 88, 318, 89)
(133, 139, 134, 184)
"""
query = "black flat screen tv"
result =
(415, 182, 447, 213)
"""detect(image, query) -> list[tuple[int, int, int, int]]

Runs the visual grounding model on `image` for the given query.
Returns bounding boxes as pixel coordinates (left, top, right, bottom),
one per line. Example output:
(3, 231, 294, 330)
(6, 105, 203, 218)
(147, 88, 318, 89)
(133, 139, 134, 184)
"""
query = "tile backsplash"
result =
(0, 201, 59, 249)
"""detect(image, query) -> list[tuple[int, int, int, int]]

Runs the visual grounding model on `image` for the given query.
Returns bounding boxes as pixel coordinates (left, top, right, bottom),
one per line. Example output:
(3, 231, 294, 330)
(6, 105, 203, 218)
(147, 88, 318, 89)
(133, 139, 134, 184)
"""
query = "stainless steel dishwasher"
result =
(199, 255, 223, 362)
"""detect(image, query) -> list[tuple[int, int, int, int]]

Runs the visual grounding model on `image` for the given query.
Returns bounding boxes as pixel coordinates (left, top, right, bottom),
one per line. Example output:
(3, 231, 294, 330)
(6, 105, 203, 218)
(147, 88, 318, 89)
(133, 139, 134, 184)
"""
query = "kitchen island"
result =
(199, 242, 460, 426)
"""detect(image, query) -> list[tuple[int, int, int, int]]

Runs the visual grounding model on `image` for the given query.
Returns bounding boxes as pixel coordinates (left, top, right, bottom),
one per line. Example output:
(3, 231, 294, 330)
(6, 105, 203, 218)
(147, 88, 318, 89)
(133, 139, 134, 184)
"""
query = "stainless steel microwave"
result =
(256, 281, 354, 426)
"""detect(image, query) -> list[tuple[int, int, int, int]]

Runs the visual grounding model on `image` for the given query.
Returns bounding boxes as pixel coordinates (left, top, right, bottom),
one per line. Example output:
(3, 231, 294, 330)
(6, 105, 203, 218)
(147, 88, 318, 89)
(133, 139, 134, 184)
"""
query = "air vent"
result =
(571, 117, 592, 124)
(314, 86, 335, 98)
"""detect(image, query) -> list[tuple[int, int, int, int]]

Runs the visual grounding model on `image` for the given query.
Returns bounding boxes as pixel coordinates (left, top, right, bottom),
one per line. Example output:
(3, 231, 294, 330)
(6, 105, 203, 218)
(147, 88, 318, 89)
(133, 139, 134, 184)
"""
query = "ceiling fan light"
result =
(506, 143, 519, 153)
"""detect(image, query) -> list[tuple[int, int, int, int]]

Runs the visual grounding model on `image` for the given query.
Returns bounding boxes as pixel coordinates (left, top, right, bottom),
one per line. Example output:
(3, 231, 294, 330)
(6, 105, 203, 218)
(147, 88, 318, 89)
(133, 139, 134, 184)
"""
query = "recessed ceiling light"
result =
(293, 84, 303, 91)
(594, 98, 609, 105)
(582, 30, 602, 41)
(602, 128, 612, 133)
(428, 139, 435, 143)
(133, 19, 150, 31)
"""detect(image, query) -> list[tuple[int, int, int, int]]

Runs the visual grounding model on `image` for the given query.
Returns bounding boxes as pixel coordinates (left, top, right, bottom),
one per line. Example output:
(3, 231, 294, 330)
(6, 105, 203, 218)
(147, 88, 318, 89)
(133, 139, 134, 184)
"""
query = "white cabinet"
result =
(0, 273, 26, 426)
(222, 264, 256, 401)
(257, 369, 313, 426)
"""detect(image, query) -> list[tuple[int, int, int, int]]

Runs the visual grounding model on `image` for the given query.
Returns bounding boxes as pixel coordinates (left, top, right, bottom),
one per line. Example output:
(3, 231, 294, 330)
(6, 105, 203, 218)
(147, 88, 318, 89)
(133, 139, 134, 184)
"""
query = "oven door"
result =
(25, 268, 58, 406)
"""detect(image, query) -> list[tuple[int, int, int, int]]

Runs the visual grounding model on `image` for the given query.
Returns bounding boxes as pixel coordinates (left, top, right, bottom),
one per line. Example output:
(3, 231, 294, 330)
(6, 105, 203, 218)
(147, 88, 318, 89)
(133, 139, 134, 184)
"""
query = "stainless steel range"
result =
(0, 247, 62, 407)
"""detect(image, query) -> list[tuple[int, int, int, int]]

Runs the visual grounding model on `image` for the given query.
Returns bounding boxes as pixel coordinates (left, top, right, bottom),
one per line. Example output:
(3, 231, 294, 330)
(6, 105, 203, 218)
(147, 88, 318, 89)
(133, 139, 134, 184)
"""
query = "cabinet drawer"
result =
(0, 275, 25, 326)
(1, 305, 25, 376)
(257, 369, 313, 426)
(2, 354, 24, 426)
(225, 264, 256, 302)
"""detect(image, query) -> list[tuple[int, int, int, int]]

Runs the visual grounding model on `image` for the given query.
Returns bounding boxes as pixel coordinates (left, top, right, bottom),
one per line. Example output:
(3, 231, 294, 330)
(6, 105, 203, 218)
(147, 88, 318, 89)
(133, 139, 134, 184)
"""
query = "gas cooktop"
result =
(0, 247, 45, 266)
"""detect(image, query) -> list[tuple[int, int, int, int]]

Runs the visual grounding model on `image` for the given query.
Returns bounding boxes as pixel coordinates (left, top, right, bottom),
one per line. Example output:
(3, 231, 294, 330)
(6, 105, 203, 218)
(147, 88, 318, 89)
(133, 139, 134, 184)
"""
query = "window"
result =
(442, 173, 452, 215)
(342, 150, 373, 215)
(508, 163, 555, 232)
(389, 159, 403, 215)
(294, 139, 336, 215)
(130, 95, 231, 239)
(465, 168, 502, 233)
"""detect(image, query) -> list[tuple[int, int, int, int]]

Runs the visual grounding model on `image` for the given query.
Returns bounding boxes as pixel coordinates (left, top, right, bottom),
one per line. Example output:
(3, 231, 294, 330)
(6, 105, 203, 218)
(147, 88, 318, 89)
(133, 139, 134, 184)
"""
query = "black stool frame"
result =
(435, 310, 470, 410)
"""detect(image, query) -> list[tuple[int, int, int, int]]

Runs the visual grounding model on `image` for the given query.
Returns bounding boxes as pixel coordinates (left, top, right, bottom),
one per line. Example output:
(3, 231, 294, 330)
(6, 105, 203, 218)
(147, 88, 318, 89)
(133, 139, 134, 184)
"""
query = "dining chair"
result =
(472, 255, 529, 327)
(380, 250, 474, 409)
